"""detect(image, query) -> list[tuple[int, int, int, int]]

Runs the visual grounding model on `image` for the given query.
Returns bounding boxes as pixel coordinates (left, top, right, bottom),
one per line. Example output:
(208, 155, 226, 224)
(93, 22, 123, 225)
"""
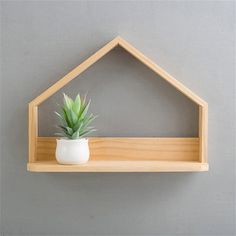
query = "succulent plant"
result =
(55, 93, 97, 139)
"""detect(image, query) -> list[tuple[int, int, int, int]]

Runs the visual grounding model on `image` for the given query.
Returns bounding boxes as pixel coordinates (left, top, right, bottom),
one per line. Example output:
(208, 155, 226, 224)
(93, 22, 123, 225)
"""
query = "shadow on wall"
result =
(38, 47, 199, 137)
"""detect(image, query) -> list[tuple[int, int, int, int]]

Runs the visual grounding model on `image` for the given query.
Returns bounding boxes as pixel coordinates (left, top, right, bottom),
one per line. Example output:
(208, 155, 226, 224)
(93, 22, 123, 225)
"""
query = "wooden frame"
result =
(28, 36, 208, 172)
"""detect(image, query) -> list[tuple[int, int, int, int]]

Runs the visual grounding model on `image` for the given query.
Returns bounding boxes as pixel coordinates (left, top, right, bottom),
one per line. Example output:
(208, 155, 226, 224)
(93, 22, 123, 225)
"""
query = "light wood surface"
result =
(28, 36, 208, 172)
(36, 137, 199, 162)
(199, 105, 208, 162)
(27, 160, 209, 172)
(28, 104, 38, 162)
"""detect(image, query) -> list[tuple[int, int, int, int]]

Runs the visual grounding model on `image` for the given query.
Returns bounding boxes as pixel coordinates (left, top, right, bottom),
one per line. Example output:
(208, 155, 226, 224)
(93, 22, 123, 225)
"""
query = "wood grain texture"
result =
(27, 160, 208, 172)
(199, 105, 208, 162)
(28, 104, 38, 162)
(28, 36, 208, 172)
(35, 137, 199, 162)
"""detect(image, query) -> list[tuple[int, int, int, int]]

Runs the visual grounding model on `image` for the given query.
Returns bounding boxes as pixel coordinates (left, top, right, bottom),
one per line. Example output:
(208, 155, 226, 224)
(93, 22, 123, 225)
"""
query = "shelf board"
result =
(27, 160, 209, 172)
(27, 137, 208, 172)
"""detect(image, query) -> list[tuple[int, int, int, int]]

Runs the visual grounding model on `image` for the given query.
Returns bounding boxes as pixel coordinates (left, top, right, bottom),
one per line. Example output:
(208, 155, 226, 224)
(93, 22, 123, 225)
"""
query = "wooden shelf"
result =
(27, 137, 208, 172)
(28, 36, 208, 172)
(27, 160, 208, 172)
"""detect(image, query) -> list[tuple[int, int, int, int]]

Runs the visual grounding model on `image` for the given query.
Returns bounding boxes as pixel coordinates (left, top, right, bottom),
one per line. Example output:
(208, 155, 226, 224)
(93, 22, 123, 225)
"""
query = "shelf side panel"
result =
(28, 105, 38, 163)
(199, 105, 208, 163)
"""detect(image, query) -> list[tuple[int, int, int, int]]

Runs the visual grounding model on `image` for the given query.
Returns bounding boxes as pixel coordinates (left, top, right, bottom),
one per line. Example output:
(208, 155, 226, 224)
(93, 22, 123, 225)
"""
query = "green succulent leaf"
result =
(55, 111, 67, 126)
(73, 121, 83, 133)
(63, 93, 73, 109)
(70, 110, 78, 125)
(83, 114, 97, 127)
(54, 93, 97, 139)
(80, 129, 97, 138)
(62, 107, 73, 127)
(79, 99, 91, 119)
(73, 94, 81, 115)
(72, 130, 80, 139)
(57, 125, 67, 132)
(66, 127, 74, 135)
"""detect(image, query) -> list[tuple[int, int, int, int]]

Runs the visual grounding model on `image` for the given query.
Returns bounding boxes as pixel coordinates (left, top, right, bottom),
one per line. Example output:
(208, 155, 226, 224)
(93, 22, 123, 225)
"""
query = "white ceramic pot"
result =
(56, 138, 90, 164)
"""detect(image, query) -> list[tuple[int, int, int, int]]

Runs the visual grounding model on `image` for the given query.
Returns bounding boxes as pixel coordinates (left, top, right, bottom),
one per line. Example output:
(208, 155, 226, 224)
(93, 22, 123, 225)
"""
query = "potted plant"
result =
(55, 93, 97, 164)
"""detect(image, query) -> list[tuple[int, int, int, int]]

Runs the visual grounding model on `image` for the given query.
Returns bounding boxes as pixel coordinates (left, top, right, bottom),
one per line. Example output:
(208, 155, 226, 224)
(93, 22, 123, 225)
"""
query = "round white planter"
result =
(56, 138, 90, 165)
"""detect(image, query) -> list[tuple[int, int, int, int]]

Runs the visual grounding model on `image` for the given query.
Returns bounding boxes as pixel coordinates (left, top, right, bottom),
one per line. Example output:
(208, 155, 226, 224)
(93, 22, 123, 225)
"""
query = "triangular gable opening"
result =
(30, 36, 207, 107)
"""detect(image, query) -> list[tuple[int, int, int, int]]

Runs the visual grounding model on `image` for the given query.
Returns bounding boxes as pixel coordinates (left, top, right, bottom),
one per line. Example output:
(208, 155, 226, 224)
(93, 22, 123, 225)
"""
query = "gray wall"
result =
(1, 1, 235, 236)
(38, 46, 199, 138)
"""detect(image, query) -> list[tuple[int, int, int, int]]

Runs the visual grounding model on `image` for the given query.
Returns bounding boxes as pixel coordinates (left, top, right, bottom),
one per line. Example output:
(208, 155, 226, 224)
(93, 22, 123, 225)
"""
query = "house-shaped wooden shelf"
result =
(28, 36, 208, 172)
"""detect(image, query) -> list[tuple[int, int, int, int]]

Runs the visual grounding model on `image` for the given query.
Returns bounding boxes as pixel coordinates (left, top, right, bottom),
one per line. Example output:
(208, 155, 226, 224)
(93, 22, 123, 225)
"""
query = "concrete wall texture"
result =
(1, 1, 235, 236)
